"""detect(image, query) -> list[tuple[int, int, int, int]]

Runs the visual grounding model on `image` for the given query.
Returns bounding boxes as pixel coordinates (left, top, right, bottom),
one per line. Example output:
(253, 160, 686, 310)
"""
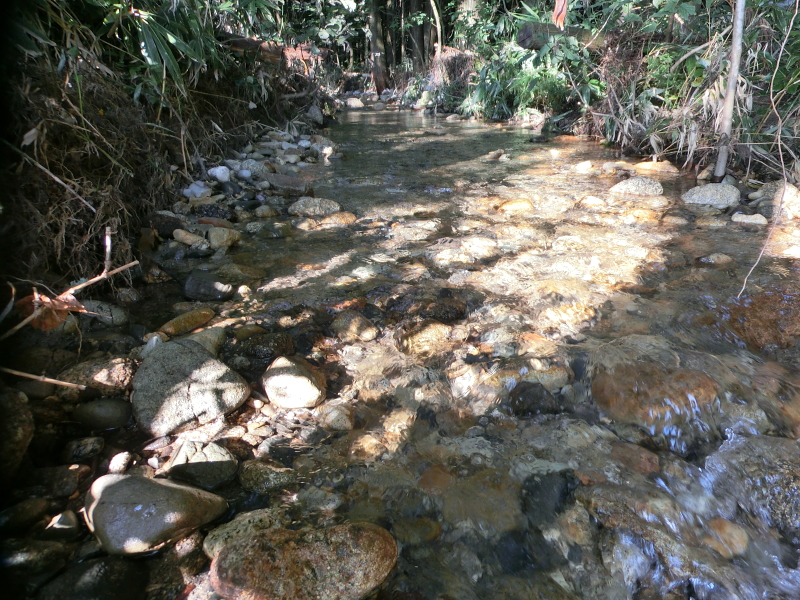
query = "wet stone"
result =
(203, 507, 290, 559)
(85, 474, 228, 554)
(207, 226, 241, 249)
(0, 390, 34, 484)
(0, 498, 50, 535)
(36, 556, 149, 600)
(25, 464, 92, 498)
(146, 213, 184, 239)
(61, 436, 104, 463)
(264, 173, 311, 196)
(704, 433, 800, 544)
(492, 529, 566, 574)
(521, 470, 579, 528)
(288, 196, 342, 217)
(165, 440, 238, 490)
(0, 538, 71, 596)
(400, 320, 452, 356)
(240, 332, 295, 360)
(80, 300, 130, 328)
(238, 459, 296, 494)
(40, 510, 81, 541)
(500, 382, 561, 418)
(331, 310, 378, 343)
(210, 522, 398, 600)
(195, 203, 233, 221)
(184, 270, 234, 301)
(73, 399, 132, 430)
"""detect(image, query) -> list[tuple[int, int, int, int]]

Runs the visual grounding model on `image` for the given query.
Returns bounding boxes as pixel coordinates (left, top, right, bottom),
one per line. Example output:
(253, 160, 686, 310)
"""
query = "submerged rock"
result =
(331, 310, 378, 343)
(704, 433, 800, 544)
(288, 196, 342, 217)
(184, 270, 234, 302)
(238, 459, 296, 494)
(210, 522, 397, 600)
(37, 556, 148, 600)
(131, 339, 250, 437)
(84, 474, 227, 554)
(203, 507, 290, 559)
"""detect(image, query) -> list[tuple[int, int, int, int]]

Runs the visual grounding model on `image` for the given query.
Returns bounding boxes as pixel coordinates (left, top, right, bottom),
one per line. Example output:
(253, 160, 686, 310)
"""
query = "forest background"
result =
(0, 0, 797, 286)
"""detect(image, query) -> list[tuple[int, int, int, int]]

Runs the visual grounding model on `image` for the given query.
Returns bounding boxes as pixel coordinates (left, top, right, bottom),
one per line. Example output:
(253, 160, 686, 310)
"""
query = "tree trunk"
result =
(369, 0, 389, 94)
(430, 0, 443, 57)
(409, 0, 425, 70)
(385, 0, 397, 72)
(712, 0, 747, 182)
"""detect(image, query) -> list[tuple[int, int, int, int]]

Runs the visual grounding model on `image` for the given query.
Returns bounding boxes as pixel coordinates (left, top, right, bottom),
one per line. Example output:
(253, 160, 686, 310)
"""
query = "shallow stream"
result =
(194, 109, 800, 599)
(15, 108, 800, 600)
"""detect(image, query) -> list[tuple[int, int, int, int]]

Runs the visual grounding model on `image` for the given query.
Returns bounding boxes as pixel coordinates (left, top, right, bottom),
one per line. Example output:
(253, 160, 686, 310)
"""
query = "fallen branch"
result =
(0, 367, 87, 390)
(0, 258, 139, 342)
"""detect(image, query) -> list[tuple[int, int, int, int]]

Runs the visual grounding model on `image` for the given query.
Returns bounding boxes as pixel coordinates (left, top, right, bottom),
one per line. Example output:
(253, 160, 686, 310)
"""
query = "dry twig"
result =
(0, 367, 87, 390)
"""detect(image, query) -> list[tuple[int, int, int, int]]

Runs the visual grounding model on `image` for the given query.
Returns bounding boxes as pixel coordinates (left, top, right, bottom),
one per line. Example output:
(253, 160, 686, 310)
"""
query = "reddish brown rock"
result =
(592, 362, 718, 430)
(611, 442, 660, 474)
(210, 522, 397, 600)
(720, 284, 800, 349)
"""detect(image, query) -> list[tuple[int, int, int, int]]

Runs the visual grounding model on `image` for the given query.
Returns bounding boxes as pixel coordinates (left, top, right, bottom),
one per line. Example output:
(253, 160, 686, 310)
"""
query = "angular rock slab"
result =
(85, 474, 227, 554)
(210, 522, 397, 600)
(132, 339, 249, 437)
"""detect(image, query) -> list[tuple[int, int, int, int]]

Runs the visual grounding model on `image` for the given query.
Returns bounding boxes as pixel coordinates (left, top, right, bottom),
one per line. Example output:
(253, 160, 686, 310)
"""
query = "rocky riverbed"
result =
(4, 100, 800, 600)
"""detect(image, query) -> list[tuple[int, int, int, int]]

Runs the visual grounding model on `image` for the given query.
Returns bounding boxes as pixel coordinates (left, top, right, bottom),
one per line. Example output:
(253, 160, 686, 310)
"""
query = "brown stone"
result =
(592, 362, 719, 429)
(611, 442, 660, 474)
(210, 523, 397, 600)
(158, 307, 215, 336)
(703, 518, 749, 558)
(720, 284, 800, 349)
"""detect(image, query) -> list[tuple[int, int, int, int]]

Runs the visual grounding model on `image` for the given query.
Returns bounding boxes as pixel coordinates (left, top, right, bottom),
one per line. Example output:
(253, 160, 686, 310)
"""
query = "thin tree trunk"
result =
(430, 0, 443, 57)
(409, 0, 424, 70)
(369, 0, 389, 94)
(712, 0, 747, 182)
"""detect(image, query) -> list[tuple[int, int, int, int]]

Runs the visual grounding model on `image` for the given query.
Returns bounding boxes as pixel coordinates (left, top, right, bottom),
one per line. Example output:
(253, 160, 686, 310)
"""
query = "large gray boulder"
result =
(682, 183, 740, 208)
(131, 339, 249, 437)
(85, 474, 227, 554)
(609, 176, 663, 196)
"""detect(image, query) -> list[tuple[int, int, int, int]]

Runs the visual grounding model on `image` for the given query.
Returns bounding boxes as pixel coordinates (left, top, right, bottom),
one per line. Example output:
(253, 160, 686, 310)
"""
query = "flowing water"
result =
(147, 109, 800, 599)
